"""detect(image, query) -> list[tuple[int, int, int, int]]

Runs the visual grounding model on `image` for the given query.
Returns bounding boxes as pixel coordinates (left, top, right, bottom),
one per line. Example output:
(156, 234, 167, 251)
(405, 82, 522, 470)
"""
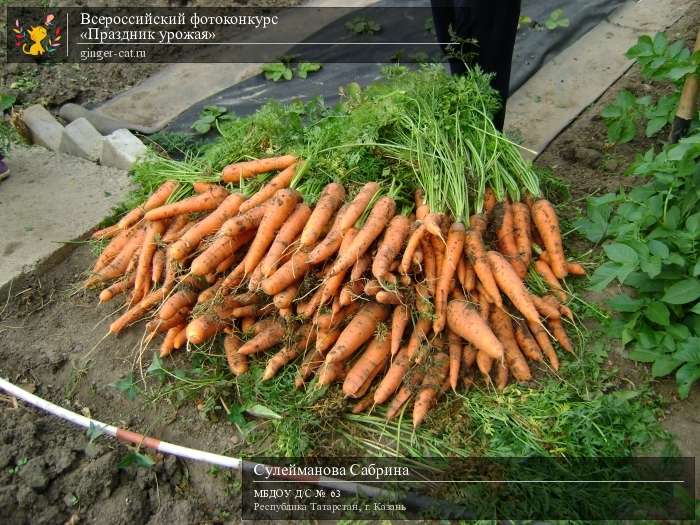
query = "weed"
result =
(345, 16, 381, 35)
(192, 105, 234, 135)
(118, 449, 155, 470)
(9, 72, 39, 92)
(544, 9, 570, 30)
(7, 457, 28, 475)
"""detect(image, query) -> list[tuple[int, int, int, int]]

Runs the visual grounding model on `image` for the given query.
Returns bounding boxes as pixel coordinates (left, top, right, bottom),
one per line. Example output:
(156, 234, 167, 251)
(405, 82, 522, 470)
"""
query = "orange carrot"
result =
(159, 325, 182, 358)
(372, 215, 411, 281)
(495, 201, 519, 261)
(238, 319, 285, 355)
(317, 361, 347, 386)
(224, 334, 249, 376)
(261, 250, 312, 296)
(273, 283, 300, 310)
(420, 236, 437, 296)
(86, 228, 145, 287)
(486, 251, 540, 325)
(186, 314, 225, 345)
(99, 273, 136, 303)
(296, 286, 324, 319)
(423, 212, 444, 239)
(531, 293, 561, 320)
(146, 307, 190, 337)
(241, 316, 255, 332)
(374, 346, 411, 404)
(462, 343, 477, 368)
(319, 228, 358, 307)
(117, 207, 144, 230)
(512, 202, 532, 265)
(238, 162, 298, 214)
(434, 222, 466, 334)
(343, 334, 391, 398)
(169, 193, 245, 260)
(469, 213, 487, 235)
(260, 203, 311, 277)
(300, 182, 346, 247)
(364, 279, 382, 297)
(151, 250, 166, 284)
(528, 320, 559, 370)
(339, 280, 363, 306)
(534, 259, 567, 302)
(221, 154, 297, 183)
(190, 229, 256, 276)
(145, 186, 228, 222)
(446, 300, 504, 360)
(447, 329, 462, 390)
(490, 308, 531, 381)
(160, 288, 199, 319)
(413, 352, 449, 427)
(495, 360, 509, 390)
(464, 230, 502, 307)
(295, 347, 327, 388)
(329, 196, 396, 276)
(400, 223, 426, 275)
(92, 223, 121, 241)
(390, 304, 409, 356)
(134, 221, 167, 301)
(532, 199, 568, 279)
(109, 289, 166, 334)
(376, 290, 402, 305)
(263, 324, 315, 381)
(325, 302, 390, 363)
(513, 320, 543, 362)
(93, 228, 133, 272)
(476, 350, 493, 378)
(352, 389, 376, 414)
(483, 187, 497, 216)
(172, 325, 188, 349)
(143, 181, 179, 211)
(244, 189, 299, 275)
(339, 182, 380, 232)
(548, 317, 574, 353)
(567, 261, 587, 276)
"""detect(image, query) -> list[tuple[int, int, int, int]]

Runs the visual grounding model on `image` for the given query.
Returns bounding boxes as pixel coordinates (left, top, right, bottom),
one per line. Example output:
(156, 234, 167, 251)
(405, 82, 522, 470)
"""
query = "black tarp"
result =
(166, 0, 627, 132)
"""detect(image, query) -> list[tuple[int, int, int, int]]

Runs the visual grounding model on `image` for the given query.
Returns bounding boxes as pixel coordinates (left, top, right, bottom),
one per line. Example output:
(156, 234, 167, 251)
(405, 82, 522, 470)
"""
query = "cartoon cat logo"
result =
(14, 14, 62, 58)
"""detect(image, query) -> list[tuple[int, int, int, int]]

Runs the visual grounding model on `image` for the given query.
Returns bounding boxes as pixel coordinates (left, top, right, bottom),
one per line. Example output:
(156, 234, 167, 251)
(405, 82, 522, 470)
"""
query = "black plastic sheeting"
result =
(165, 0, 627, 133)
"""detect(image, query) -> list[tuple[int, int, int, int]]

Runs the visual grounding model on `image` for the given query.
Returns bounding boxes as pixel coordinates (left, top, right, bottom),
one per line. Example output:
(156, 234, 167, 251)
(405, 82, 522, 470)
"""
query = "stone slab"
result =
(59, 118, 104, 162)
(100, 129, 148, 170)
(22, 105, 64, 152)
(0, 146, 133, 292)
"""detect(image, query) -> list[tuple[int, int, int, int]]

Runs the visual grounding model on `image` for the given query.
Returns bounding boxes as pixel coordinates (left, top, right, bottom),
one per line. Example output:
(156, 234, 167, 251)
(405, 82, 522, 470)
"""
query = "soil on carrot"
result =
(1, 8, 700, 525)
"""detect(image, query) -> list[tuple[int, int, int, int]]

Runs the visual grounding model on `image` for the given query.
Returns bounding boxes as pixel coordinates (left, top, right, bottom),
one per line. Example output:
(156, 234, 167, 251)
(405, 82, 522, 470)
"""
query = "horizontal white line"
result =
(253, 480, 685, 484)
(75, 42, 449, 45)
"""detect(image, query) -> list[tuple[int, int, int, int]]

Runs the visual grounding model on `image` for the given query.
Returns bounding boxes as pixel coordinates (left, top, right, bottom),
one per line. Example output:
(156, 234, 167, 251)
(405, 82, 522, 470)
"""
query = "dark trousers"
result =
(431, 0, 521, 131)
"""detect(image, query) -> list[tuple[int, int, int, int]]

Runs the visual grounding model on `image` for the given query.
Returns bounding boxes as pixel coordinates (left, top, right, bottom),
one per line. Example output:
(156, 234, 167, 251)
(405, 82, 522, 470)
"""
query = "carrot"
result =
(446, 300, 504, 360)
(218, 206, 266, 239)
(144, 181, 179, 211)
(109, 289, 166, 334)
(400, 223, 426, 275)
(548, 317, 574, 353)
(512, 202, 532, 265)
(273, 283, 300, 310)
(296, 286, 324, 319)
(239, 162, 298, 214)
(363, 279, 382, 297)
(92, 223, 121, 241)
(151, 250, 166, 284)
(339, 182, 380, 231)
(476, 285, 491, 321)
(534, 259, 567, 302)
(325, 302, 390, 363)
(329, 196, 396, 276)
(316, 326, 342, 354)
(86, 228, 145, 287)
(469, 213, 487, 235)
(343, 334, 391, 398)
(462, 343, 477, 368)
(376, 290, 402, 305)
(374, 346, 411, 404)
(372, 215, 411, 281)
(385, 381, 418, 420)
(161, 215, 191, 243)
(244, 189, 299, 275)
(263, 324, 314, 381)
(186, 314, 225, 345)
(134, 221, 166, 301)
(145, 186, 228, 222)
(160, 288, 198, 319)
(423, 212, 444, 239)
(224, 334, 249, 376)
(319, 228, 358, 307)
(190, 229, 256, 276)
(146, 307, 190, 336)
(299, 182, 345, 247)
(159, 325, 181, 358)
(260, 203, 312, 277)
(495, 360, 509, 390)
(567, 261, 587, 276)
(230, 304, 261, 318)
(99, 273, 135, 303)
(495, 201, 519, 260)
(413, 352, 449, 427)
(350, 253, 372, 282)
(558, 300, 574, 321)
(221, 154, 297, 183)
(261, 250, 313, 296)
(169, 193, 245, 261)
(464, 230, 502, 307)
(490, 308, 531, 381)
(238, 319, 285, 355)
(513, 321, 543, 362)
(339, 280, 362, 306)
(294, 348, 326, 388)
(476, 350, 493, 378)
(305, 204, 348, 265)
(415, 190, 429, 220)
(241, 316, 256, 332)
(483, 186, 497, 216)
(532, 199, 568, 279)
(420, 236, 437, 295)
(431, 231, 445, 274)
(318, 361, 346, 386)
(446, 329, 463, 390)
(117, 207, 144, 230)
(531, 293, 561, 320)
(316, 302, 361, 331)
(352, 389, 376, 414)
(93, 228, 132, 272)
(528, 320, 559, 370)
(172, 325, 188, 350)
(434, 222, 465, 334)
(486, 251, 540, 325)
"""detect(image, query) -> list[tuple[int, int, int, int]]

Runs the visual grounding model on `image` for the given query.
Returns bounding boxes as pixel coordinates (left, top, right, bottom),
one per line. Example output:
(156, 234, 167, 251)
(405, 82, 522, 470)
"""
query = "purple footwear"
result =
(0, 155, 8, 181)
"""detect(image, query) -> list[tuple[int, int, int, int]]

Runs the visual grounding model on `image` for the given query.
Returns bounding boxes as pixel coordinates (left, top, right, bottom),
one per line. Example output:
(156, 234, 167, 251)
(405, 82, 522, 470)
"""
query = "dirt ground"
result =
(1, 6, 700, 525)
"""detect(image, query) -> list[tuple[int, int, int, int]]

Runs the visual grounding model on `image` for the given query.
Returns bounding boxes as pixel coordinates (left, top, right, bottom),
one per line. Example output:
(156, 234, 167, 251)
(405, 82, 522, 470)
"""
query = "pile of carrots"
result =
(88, 154, 584, 428)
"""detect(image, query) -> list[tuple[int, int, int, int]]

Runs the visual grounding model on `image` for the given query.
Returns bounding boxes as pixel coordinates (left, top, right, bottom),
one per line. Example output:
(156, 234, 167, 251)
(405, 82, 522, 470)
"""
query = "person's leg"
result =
(0, 152, 9, 182)
(467, 0, 521, 131)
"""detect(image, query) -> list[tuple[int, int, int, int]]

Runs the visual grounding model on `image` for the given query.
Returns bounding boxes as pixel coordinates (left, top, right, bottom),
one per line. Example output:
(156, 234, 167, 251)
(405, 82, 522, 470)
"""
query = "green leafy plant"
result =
(518, 15, 533, 30)
(191, 105, 234, 135)
(544, 9, 569, 30)
(0, 94, 16, 113)
(424, 17, 434, 34)
(296, 62, 321, 79)
(602, 33, 700, 144)
(345, 16, 381, 35)
(118, 450, 155, 470)
(110, 372, 141, 400)
(576, 133, 700, 398)
(262, 62, 294, 82)
(6, 457, 28, 475)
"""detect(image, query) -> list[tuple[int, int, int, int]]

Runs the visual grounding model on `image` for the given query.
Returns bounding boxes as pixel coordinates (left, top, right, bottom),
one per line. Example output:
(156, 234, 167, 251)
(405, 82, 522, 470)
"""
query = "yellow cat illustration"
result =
(23, 26, 48, 56)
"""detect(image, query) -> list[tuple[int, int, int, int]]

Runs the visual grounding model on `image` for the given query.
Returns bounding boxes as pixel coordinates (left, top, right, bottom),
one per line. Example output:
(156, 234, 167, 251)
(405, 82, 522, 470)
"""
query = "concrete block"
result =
(100, 129, 148, 170)
(59, 118, 104, 162)
(22, 104, 64, 151)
